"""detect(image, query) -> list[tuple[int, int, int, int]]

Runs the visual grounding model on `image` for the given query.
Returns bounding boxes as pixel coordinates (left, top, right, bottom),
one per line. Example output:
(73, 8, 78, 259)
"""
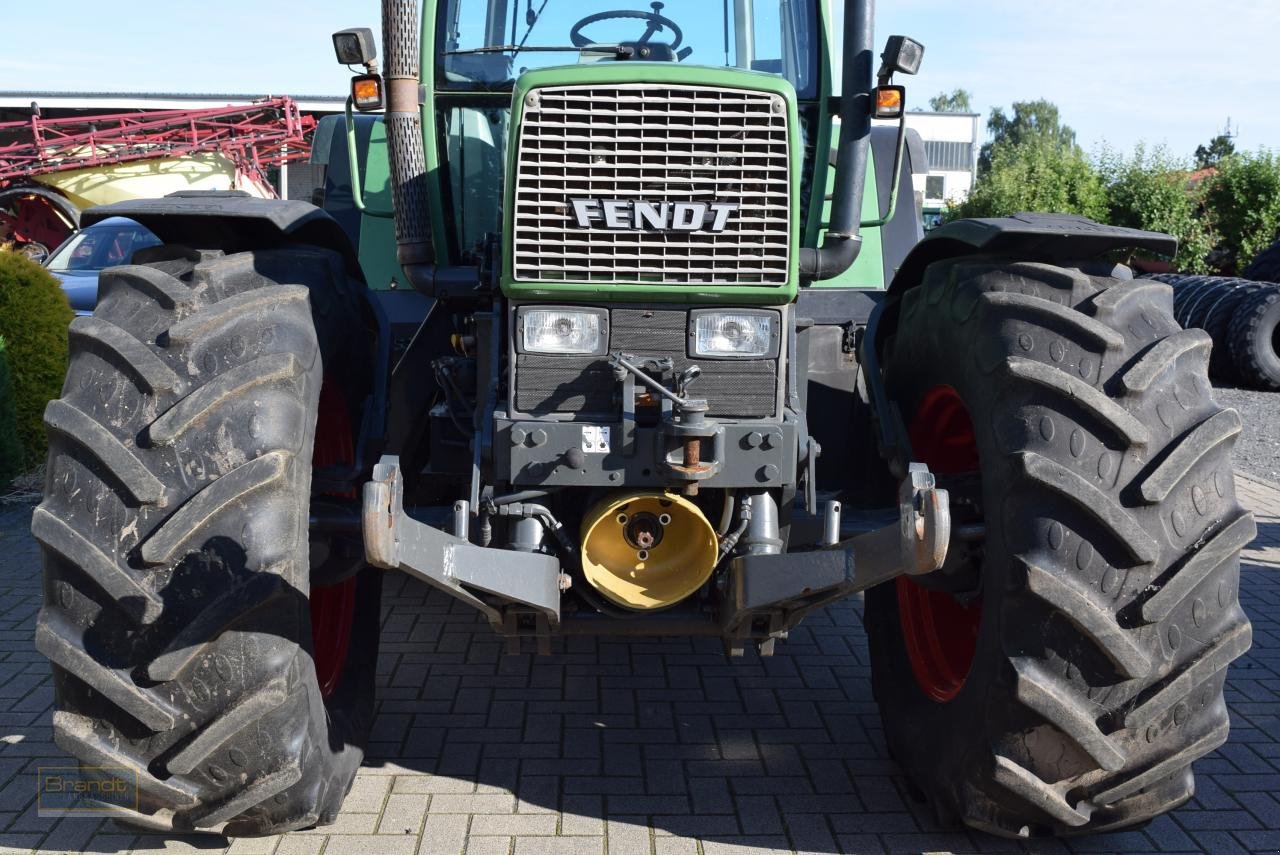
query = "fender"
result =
(885, 212, 1175, 299)
(84, 191, 390, 486)
(82, 191, 364, 276)
(862, 213, 1176, 475)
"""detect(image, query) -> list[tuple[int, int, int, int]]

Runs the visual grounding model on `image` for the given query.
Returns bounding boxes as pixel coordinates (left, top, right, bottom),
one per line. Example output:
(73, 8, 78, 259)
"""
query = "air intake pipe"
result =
(382, 0, 433, 267)
(799, 0, 874, 281)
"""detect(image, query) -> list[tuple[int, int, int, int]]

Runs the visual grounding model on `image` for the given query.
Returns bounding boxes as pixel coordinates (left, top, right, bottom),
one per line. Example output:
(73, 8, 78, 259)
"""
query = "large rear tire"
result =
(35, 245, 380, 835)
(867, 257, 1253, 837)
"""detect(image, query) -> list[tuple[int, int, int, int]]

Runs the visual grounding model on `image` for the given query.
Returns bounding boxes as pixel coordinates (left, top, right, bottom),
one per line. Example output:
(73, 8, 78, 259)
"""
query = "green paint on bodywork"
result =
(802, 0, 837, 249)
(420, 6, 453, 263)
(351, 120, 403, 292)
(812, 155, 886, 288)
(499, 63, 802, 305)
(375, 0, 893, 300)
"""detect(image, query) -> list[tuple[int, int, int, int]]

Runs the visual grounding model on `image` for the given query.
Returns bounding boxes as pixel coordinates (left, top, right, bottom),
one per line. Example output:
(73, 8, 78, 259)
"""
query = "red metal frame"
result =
(0, 98, 315, 191)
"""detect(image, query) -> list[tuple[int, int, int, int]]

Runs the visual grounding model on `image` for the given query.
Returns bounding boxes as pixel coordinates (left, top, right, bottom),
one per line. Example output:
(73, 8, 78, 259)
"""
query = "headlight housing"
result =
(690, 310, 778, 359)
(519, 307, 607, 356)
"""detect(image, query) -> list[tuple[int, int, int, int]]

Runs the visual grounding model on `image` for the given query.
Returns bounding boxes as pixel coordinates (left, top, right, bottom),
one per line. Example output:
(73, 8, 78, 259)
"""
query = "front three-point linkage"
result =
(610, 352, 722, 495)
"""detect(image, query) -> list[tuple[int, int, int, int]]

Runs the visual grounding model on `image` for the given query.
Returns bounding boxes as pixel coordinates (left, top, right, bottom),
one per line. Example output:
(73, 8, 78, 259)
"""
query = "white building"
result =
(900, 111, 981, 228)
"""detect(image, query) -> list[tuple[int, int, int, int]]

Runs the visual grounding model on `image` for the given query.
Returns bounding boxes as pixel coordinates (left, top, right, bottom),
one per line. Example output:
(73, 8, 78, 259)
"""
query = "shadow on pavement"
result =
(0, 499, 1276, 853)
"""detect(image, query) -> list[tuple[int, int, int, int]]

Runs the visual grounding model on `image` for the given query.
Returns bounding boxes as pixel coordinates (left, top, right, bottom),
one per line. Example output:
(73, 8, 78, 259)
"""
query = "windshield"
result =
(46, 222, 160, 272)
(439, 0, 819, 98)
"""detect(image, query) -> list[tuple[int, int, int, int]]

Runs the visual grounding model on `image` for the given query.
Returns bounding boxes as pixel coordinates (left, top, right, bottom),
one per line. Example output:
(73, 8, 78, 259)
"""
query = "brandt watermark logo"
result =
(38, 766, 139, 817)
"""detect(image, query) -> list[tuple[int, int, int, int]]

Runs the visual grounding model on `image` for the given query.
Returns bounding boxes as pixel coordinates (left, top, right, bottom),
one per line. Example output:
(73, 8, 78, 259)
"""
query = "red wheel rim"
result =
(310, 378, 358, 698)
(0, 193, 72, 255)
(896, 385, 982, 702)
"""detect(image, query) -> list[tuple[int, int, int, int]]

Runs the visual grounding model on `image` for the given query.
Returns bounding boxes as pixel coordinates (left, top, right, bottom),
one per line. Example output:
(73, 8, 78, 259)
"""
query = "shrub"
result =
(1200, 151, 1280, 273)
(949, 138, 1108, 223)
(0, 338, 21, 491)
(0, 251, 72, 469)
(1099, 145, 1215, 274)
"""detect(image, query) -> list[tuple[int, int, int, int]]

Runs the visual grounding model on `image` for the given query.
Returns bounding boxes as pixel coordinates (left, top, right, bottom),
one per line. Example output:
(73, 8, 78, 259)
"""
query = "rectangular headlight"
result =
(519, 307, 607, 356)
(691, 310, 778, 359)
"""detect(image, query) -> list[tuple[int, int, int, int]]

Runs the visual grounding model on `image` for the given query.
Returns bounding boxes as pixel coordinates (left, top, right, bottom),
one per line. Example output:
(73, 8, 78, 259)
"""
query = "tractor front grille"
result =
(514, 307, 779, 419)
(511, 83, 792, 286)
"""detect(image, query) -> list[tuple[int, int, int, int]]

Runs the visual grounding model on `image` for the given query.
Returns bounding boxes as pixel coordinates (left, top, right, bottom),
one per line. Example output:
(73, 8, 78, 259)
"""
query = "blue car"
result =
(44, 217, 162, 316)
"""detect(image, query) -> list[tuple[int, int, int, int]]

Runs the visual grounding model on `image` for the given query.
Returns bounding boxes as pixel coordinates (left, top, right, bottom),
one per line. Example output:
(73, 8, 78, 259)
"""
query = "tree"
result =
(1200, 151, 1280, 271)
(1099, 145, 1215, 273)
(979, 99, 1077, 174)
(948, 137, 1108, 223)
(1194, 121, 1236, 169)
(928, 88, 972, 113)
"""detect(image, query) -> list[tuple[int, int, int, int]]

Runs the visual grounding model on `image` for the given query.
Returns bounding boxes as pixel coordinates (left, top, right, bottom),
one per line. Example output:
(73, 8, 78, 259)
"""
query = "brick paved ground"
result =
(0, 475, 1275, 855)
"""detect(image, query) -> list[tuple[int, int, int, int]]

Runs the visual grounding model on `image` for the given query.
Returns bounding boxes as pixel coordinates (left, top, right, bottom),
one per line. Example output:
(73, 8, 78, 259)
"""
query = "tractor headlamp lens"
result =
(521, 308, 606, 355)
(691, 311, 775, 358)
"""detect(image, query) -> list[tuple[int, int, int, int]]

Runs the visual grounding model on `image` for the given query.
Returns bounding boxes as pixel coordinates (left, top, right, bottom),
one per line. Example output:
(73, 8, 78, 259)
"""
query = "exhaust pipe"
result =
(799, 0, 874, 281)
(381, 0, 433, 267)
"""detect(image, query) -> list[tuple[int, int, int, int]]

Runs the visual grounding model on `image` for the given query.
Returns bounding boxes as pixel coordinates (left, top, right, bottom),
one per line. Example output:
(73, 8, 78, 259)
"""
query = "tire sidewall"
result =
(868, 282, 1018, 819)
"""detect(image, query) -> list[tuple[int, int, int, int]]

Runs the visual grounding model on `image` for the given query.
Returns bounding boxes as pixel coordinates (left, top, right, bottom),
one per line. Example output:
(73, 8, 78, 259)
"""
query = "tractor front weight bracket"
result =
(363, 455, 564, 629)
(721, 463, 950, 652)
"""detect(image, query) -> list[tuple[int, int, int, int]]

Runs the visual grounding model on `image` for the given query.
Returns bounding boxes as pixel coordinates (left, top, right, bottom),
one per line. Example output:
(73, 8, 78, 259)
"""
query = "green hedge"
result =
(1201, 151, 1280, 273)
(0, 251, 72, 470)
(0, 338, 21, 491)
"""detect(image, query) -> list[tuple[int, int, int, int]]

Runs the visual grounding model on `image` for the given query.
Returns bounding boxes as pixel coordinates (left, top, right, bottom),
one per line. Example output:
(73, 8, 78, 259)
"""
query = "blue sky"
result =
(4, 0, 1276, 160)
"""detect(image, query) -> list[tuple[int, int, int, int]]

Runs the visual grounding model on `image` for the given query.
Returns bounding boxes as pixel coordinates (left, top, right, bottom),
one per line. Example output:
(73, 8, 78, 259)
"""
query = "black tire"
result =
(1196, 280, 1270, 383)
(1145, 274, 1267, 384)
(35, 245, 380, 835)
(867, 257, 1254, 837)
(1158, 274, 1213, 326)
(1242, 239, 1280, 283)
(1226, 284, 1280, 391)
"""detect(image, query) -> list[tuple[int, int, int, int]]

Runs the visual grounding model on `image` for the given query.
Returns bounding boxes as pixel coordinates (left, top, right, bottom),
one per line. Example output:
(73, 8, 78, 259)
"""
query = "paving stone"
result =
(4, 473, 1280, 855)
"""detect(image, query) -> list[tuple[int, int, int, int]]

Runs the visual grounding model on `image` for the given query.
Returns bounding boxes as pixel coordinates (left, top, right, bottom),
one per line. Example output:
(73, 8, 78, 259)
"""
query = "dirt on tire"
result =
(867, 257, 1253, 837)
(35, 245, 380, 835)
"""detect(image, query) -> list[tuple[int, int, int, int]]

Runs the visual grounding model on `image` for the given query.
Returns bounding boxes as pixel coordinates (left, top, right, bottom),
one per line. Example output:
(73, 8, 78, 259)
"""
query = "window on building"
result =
(925, 175, 946, 201)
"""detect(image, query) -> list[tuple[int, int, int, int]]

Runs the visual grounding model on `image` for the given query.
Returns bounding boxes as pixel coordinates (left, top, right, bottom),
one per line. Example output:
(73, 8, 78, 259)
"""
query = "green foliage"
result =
(0, 251, 72, 469)
(1195, 122, 1236, 169)
(979, 100, 1077, 174)
(1098, 145, 1215, 274)
(1200, 151, 1280, 271)
(928, 88, 972, 113)
(1195, 134, 1236, 170)
(948, 138, 1108, 223)
(0, 339, 22, 491)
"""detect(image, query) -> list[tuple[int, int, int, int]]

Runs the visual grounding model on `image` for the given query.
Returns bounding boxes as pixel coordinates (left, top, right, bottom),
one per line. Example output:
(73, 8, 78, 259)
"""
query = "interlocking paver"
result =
(0, 472, 1277, 854)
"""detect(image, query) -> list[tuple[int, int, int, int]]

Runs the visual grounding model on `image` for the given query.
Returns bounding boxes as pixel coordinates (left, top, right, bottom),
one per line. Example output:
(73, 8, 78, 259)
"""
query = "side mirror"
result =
(877, 35, 924, 85)
(333, 28, 378, 67)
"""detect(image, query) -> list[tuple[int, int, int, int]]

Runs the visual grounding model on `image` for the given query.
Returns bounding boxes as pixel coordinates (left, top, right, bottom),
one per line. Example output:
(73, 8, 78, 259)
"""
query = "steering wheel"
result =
(570, 1, 686, 54)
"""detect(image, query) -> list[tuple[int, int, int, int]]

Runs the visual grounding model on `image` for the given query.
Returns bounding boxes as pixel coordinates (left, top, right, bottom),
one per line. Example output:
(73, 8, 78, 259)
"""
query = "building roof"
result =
(0, 91, 345, 114)
(907, 110, 981, 118)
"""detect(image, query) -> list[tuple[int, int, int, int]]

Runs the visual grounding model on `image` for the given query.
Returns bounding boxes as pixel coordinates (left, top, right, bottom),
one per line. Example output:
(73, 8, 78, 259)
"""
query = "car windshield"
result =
(46, 222, 161, 272)
(439, 0, 819, 97)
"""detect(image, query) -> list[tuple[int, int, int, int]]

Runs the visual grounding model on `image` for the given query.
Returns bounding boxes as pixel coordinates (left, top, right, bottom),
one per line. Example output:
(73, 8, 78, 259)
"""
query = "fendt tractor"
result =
(34, 0, 1254, 840)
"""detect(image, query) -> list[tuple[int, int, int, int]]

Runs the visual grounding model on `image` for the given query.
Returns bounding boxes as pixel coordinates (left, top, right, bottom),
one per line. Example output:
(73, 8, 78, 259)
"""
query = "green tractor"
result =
(35, 0, 1253, 839)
